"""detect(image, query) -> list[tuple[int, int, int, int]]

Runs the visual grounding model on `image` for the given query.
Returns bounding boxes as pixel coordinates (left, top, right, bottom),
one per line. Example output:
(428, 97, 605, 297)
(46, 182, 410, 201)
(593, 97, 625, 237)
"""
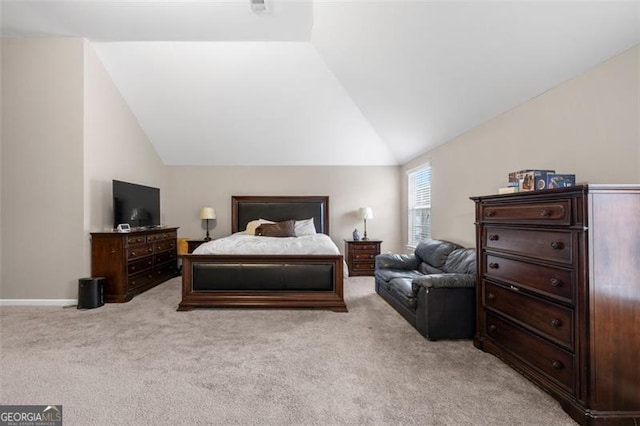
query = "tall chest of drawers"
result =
(91, 227, 179, 302)
(471, 185, 640, 425)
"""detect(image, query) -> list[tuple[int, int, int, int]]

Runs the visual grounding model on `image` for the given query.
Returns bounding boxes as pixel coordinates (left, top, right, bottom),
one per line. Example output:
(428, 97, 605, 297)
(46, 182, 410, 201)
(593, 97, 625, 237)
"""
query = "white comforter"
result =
(193, 232, 342, 256)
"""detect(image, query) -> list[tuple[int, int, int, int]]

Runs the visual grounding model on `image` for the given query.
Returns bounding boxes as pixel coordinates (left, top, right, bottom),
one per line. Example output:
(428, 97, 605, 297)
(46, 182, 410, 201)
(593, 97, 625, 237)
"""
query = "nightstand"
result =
(187, 239, 208, 254)
(344, 240, 382, 276)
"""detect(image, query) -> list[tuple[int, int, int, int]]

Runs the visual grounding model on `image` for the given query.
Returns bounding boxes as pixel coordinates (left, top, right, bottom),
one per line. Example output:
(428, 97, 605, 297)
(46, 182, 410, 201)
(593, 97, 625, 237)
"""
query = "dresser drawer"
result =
(127, 257, 154, 275)
(154, 263, 177, 278)
(351, 261, 375, 272)
(155, 250, 176, 265)
(353, 251, 376, 260)
(147, 231, 177, 242)
(484, 281, 574, 349)
(481, 200, 571, 225)
(155, 239, 176, 253)
(486, 312, 574, 393)
(352, 243, 379, 251)
(126, 235, 147, 245)
(485, 254, 573, 304)
(128, 271, 155, 290)
(127, 243, 154, 260)
(485, 227, 573, 264)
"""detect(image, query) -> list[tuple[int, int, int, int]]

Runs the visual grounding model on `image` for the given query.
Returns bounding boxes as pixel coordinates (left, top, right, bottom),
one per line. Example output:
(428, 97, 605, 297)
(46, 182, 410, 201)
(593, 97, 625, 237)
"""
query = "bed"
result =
(178, 196, 347, 312)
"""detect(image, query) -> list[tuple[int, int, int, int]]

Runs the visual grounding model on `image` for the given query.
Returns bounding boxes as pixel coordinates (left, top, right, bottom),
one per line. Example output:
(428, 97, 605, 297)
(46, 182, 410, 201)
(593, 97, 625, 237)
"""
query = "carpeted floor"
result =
(0, 277, 576, 425)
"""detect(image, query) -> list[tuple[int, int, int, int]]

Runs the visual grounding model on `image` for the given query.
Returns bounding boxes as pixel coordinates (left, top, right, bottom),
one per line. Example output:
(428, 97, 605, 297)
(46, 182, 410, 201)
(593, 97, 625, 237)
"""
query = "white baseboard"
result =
(0, 299, 77, 306)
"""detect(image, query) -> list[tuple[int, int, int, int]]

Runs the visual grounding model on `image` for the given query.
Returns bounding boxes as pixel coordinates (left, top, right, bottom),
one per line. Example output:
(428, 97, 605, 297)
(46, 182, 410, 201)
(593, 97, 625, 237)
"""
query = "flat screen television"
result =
(113, 180, 161, 229)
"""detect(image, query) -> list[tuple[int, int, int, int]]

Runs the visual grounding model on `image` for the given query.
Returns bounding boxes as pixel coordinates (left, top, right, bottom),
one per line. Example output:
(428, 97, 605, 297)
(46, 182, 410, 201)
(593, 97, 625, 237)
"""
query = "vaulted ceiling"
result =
(2, 1, 639, 165)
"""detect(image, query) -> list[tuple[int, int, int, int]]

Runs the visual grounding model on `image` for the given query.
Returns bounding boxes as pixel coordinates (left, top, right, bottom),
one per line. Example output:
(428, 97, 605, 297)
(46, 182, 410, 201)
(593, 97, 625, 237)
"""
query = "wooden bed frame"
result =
(178, 196, 347, 312)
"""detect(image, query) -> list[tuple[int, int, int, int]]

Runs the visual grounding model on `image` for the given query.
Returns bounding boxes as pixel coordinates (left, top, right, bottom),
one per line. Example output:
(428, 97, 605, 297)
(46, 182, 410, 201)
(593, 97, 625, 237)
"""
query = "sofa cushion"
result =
(418, 262, 443, 275)
(442, 248, 476, 274)
(375, 253, 420, 271)
(375, 269, 423, 284)
(388, 278, 418, 309)
(414, 240, 461, 268)
(411, 273, 476, 290)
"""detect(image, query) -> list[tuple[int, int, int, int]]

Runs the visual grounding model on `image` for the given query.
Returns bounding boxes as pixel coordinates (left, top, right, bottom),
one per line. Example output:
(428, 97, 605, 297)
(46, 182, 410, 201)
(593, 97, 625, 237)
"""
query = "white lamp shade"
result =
(358, 207, 373, 220)
(199, 207, 216, 220)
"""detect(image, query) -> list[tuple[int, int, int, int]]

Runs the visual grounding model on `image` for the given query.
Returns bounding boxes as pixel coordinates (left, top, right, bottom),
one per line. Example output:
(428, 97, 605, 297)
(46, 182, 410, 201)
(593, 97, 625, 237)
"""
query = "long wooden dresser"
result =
(471, 185, 639, 425)
(91, 227, 178, 303)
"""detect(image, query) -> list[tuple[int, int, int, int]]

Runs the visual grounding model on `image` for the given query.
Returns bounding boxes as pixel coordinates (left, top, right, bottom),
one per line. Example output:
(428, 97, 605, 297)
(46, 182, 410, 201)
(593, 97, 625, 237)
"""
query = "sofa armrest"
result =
(375, 253, 420, 271)
(411, 273, 476, 291)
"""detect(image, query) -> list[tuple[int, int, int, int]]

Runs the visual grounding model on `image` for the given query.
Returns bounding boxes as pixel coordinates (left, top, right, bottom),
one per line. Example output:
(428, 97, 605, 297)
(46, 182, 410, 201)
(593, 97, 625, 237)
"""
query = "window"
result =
(407, 165, 431, 247)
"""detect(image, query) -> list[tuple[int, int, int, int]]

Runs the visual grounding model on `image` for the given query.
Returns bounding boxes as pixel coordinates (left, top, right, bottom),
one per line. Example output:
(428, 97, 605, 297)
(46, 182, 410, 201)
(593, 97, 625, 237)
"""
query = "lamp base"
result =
(204, 237, 212, 241)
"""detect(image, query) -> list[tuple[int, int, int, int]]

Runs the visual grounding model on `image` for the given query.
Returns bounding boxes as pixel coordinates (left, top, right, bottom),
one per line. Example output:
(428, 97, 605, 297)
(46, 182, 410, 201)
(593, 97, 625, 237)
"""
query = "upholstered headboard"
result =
(231, 196, 329, 234)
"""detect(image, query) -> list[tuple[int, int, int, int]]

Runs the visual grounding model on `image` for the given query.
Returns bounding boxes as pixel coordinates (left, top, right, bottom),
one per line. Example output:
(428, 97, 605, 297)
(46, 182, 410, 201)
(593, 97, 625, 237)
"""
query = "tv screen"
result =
(113, 180, 160, 229)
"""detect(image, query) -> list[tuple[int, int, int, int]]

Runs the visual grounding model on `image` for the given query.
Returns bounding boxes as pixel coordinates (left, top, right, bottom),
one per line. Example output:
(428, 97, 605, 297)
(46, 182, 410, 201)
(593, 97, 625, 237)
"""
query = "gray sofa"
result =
(374, 239, 476, 340)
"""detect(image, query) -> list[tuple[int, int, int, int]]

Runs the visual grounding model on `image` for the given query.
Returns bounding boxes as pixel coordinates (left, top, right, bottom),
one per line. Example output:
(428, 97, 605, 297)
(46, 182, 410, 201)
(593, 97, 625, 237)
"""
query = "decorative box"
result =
(545, 173, 576, 189)
(510, 169, 555, 191)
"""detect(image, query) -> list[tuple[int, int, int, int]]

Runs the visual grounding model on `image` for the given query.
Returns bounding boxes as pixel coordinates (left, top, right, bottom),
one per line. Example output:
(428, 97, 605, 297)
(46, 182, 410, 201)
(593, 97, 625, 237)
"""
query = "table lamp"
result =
(199, 207, 216, 241)
(358, 207, 373, 240)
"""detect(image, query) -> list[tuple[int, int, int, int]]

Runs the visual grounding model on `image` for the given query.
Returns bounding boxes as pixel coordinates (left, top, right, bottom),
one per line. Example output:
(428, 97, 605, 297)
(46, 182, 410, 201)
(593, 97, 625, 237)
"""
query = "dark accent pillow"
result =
(255, 220, 296, 237)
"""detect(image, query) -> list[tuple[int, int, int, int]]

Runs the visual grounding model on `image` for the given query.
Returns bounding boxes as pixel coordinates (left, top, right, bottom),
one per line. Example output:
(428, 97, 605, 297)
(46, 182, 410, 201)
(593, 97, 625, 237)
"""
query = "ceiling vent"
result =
(250, 0, 267, 13)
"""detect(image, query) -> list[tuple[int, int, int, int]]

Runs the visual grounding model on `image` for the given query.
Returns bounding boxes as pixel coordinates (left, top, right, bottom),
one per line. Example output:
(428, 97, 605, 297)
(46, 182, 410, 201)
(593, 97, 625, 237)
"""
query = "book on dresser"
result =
(471, 185, 640, 425)
(90, 227, 179, 302)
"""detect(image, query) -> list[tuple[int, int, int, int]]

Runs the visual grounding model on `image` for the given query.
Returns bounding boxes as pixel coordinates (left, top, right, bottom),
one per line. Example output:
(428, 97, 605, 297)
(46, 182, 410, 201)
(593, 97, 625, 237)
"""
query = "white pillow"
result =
(245, 219, 274, 235)
(294, 218, 317, 236)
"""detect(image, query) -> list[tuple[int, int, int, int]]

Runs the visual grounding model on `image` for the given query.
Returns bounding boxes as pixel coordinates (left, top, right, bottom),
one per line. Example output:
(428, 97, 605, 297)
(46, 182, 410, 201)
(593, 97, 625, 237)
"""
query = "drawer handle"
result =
(550, 278, 562, 287)
(488, 325, 497, 333)
(489, 262, 499, 269)
(111, 249, 116, 254)
(541, 209, 552, 217)
(130, 251, 136, 256)
(487, 293, 495, 301)
(550, 241, 563, 250)
(485, 210, 496, 217)
(148, 247, 153, 253)
(488, 234, 499, 241)
(131, 266, 136, 271)
(550, 319, 561, 328)
(551, 360, 564, 370)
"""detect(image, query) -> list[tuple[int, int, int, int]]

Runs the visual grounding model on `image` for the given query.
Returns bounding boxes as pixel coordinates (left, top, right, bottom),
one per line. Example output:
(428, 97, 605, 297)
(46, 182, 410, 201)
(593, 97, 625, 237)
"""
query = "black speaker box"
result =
(77, 277, 105, 309)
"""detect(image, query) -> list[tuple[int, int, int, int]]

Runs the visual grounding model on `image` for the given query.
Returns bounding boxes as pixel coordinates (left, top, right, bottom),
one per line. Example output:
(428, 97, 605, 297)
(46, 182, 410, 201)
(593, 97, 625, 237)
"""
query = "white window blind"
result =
(407, 165, 431, 247)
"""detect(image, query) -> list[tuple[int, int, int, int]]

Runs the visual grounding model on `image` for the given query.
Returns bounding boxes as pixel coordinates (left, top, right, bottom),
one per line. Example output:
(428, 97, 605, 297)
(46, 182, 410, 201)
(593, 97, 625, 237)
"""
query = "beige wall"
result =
(0, 38, 164, 300)
(1, 38, 85, 299)
(83, 40, 165, 233)
(403, 45, 640, 248)
(2, 38, 636, 298)
(83, 41, 165, 275)
(164, 166, 402, 255)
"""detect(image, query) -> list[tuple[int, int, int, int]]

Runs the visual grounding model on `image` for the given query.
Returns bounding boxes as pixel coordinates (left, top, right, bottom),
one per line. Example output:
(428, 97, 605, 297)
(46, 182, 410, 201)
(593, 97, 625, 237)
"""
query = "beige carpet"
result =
(0, 277, 576, 425)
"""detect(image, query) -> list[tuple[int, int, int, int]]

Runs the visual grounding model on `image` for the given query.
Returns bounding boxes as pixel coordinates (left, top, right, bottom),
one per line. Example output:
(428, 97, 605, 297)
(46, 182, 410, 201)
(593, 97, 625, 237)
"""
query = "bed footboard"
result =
(178, 254, 347, 312)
